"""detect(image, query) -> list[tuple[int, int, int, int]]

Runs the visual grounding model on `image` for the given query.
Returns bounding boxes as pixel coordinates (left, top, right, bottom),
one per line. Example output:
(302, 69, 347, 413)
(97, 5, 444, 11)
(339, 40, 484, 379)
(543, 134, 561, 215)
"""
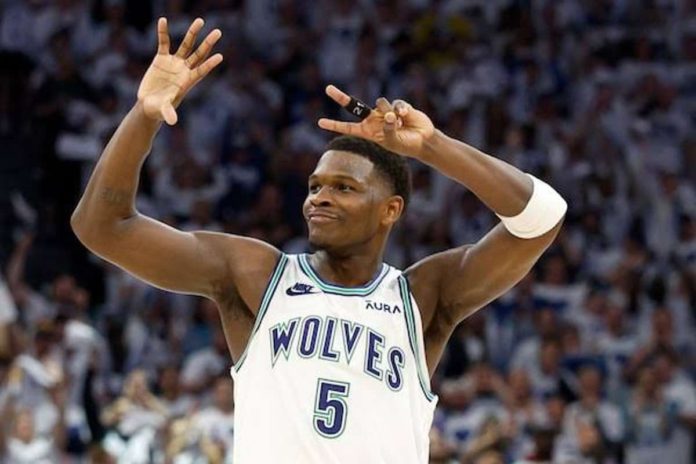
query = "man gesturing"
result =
(72, 17, 566, 463)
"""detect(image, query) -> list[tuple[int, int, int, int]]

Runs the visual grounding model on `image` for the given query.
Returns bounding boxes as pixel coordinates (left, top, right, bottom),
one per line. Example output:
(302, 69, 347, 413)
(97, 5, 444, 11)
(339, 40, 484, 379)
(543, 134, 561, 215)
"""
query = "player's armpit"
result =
(407, 221, 562, 328)
(75, 213, 280, 307)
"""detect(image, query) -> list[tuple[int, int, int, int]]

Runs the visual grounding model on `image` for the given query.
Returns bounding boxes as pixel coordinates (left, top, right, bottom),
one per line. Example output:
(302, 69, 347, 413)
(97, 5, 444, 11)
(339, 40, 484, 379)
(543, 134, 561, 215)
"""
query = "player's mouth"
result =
(307, 211, 340, 224)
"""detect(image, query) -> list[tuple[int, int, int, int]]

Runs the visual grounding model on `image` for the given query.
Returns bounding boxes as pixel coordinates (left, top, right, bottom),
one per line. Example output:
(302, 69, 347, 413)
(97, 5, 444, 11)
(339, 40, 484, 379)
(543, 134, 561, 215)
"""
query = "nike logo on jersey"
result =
(286, 283, 319, 296)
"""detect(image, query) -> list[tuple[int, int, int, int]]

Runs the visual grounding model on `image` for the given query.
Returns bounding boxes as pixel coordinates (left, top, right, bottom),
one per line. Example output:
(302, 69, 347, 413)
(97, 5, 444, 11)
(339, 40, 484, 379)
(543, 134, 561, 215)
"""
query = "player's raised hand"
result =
(138, 18, 223, 125)
(318, 85, 435, 159)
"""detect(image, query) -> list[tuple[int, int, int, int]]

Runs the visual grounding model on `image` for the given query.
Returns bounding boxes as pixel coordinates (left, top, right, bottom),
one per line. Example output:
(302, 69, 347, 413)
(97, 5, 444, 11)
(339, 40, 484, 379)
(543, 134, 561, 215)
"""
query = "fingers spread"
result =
(175, 17, 205, 58)
(318, 118, 360, 136)
(325, 85, 351, 106)
(184, 53, 224, 92)
(197, 53, 224, 78)
(186, 28, 222, 68)
(157, 18, 170, 55)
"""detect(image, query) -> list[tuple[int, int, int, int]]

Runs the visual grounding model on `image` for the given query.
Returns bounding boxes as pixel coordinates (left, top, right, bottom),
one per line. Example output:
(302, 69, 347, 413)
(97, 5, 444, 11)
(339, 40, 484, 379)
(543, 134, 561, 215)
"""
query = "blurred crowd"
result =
(0, 0, 694, 463)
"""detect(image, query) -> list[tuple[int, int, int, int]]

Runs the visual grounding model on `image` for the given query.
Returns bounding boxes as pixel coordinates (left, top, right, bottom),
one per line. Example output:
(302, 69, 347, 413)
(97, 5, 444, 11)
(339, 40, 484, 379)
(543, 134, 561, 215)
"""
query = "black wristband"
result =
(344, 96, 372, 120)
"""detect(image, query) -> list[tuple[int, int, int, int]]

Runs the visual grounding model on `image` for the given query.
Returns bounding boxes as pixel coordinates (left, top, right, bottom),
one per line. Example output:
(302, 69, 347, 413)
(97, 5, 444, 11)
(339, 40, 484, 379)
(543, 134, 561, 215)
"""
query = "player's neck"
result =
(310, 249, 385, 288)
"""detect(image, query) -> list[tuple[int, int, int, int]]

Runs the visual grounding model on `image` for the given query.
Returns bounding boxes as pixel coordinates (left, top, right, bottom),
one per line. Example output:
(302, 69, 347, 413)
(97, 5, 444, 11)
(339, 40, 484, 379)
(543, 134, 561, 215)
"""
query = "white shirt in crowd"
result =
(5, 437, 55, 464)
(180, 348, 227, 389)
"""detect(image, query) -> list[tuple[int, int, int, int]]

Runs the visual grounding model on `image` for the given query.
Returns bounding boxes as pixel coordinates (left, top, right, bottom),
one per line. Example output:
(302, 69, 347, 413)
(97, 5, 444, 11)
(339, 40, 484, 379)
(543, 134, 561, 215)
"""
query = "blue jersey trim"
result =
(397, 276, 436, 402)
(233, 253, 289, 372)
(297, 254, 389, 297)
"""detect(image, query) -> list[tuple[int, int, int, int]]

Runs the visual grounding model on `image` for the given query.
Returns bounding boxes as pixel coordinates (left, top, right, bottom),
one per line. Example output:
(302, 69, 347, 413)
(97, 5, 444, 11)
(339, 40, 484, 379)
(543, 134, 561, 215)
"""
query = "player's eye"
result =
(309, 184, 321, 193)
(337, 183, 353, 192)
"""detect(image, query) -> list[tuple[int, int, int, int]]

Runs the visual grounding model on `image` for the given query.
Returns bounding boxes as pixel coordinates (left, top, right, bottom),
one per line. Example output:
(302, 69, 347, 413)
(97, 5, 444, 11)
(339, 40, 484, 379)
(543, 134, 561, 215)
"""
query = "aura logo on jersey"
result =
(269, 316, 405, 391)
(365, 300, 401, 314)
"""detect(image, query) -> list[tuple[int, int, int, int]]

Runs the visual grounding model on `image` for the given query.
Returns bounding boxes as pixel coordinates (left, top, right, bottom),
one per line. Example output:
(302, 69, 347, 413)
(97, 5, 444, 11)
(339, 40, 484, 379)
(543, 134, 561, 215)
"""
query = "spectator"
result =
(180, 327, 230, 394)
(527, 338, 567, 399)
(0, 363, 67, 464)
(156, 365, 194, 419)
(624, 365, 678, 464)
(442, 363, 510, 457)
(653, 352, 696, 464)
(165, 376, 234, 463)
(510, 307, 558, 372)
(503, 369, 546, 459)
(153, 155, 228, 220)
(429, 425, 457, 464)
(101, 369, 167, 462)
(595, 300, 639, 399)
(513, 426, 555, 464)
(560, 365, 624, 461)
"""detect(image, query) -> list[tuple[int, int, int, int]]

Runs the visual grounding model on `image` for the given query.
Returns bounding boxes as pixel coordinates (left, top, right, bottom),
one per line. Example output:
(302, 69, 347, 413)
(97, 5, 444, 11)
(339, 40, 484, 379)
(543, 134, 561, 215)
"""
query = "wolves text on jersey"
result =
(269, 315, 406, 391)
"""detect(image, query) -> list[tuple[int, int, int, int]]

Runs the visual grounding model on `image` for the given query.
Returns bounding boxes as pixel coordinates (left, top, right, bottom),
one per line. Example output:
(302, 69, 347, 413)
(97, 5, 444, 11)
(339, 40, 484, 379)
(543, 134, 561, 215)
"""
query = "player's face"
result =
(303, 150, 401, 252)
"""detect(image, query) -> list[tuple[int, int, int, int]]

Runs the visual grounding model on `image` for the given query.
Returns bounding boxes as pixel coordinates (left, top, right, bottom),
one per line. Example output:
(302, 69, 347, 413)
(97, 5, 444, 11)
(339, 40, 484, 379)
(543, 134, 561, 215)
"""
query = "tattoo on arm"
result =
(99, 188, 131, 206)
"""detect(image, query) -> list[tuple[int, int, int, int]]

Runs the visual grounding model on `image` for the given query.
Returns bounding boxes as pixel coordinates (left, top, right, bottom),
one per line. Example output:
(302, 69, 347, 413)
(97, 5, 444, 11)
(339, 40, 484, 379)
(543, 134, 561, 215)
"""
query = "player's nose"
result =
(308, 186, 333, 207)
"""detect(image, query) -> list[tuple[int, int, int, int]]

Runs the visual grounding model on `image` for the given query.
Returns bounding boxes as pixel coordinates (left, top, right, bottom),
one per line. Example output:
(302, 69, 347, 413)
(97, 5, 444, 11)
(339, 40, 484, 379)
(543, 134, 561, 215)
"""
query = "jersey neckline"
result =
(298, 253, 390, 297)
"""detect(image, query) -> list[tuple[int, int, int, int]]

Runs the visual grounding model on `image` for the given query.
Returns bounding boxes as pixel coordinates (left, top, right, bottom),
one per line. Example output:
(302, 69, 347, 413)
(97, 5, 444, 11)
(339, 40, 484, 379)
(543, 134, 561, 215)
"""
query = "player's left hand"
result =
(318, 85, 435, 159)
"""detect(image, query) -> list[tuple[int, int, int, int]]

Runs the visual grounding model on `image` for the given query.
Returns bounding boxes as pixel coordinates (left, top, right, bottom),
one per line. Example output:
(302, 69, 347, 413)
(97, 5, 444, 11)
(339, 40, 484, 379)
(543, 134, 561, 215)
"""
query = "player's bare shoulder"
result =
(196, 231, 282, 314)
(403, 245, 474, 331)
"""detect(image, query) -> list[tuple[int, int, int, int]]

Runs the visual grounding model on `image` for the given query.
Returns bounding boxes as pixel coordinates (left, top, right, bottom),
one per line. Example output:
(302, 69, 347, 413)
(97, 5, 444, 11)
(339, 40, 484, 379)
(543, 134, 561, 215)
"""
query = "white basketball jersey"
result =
(230, 253, 438, 463)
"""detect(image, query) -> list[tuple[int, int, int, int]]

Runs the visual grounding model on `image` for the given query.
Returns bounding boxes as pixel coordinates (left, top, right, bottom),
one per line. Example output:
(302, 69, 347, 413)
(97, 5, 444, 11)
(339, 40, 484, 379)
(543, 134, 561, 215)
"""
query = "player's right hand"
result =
(138, 17, 223, 125)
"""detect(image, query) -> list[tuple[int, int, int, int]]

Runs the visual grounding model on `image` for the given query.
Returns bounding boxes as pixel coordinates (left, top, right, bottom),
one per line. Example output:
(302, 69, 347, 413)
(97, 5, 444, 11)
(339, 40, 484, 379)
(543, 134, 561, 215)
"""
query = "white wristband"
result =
(496, 174, 567, 239)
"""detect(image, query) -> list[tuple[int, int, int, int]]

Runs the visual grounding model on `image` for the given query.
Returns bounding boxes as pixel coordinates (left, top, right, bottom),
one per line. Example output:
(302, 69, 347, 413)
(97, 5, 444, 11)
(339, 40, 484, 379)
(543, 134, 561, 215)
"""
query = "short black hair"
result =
(325, 136, 411, 208)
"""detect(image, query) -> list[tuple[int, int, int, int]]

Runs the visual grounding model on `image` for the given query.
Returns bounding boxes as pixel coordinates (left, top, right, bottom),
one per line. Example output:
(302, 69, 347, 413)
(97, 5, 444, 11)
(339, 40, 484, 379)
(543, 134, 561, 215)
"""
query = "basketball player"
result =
(71, 18, 567, 463)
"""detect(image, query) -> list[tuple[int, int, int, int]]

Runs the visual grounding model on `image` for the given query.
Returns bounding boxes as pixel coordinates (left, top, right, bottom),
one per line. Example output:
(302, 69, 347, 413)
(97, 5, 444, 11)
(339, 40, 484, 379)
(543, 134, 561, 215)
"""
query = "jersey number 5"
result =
(313, 379, 350, 438)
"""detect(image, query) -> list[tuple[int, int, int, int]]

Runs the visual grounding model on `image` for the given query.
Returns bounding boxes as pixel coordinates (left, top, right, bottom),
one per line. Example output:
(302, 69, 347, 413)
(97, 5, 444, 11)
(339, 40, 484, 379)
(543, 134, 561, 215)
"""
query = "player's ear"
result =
(381, 195, 404, 226)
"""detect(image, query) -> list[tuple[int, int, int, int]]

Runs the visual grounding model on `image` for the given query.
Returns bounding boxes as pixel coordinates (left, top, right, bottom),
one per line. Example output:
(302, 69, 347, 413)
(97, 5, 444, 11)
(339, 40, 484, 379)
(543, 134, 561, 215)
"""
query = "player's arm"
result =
(403, 130, 565, 324)
(318, 86, 566, 324)
(71, 18, 279, 302)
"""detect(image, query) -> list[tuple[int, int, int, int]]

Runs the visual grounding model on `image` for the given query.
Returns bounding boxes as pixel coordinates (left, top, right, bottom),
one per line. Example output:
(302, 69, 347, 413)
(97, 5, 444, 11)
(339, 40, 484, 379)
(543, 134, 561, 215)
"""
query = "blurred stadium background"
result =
(0, 0, 694, 463)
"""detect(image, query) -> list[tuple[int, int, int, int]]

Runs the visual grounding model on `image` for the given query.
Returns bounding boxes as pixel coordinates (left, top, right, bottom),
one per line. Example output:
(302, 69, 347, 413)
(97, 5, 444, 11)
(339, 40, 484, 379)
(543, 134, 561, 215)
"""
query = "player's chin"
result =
(307, 231, 338, 251)
(307, 234, 329, 251)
